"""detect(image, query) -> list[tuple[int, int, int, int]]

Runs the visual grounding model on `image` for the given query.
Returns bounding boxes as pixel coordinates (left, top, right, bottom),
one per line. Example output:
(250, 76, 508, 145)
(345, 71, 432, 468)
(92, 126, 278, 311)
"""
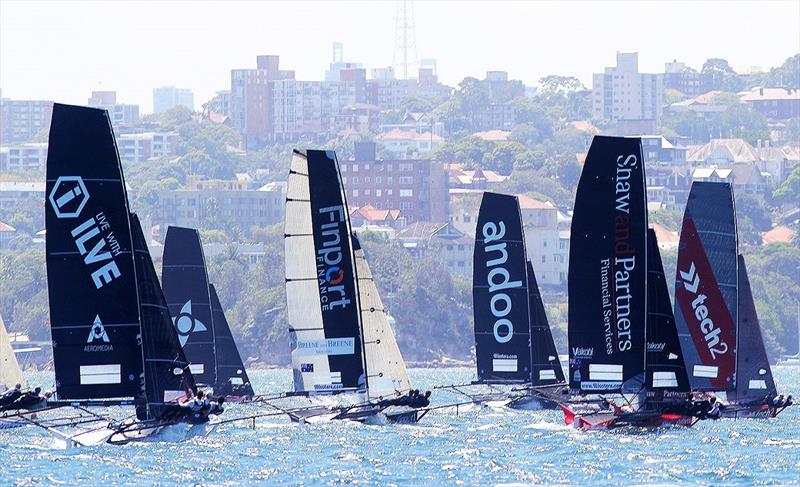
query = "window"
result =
(559, 240, 567, 250)
(399, 176, 413, 185)
(352, 176, 358, 184)
(351, 164, 359, 172)
(464, 215, 471, 223)
(364, 189, 371, 196)
(353, 189, 359, 197)
(376, 189, 382, 197)
(364, 164, 369, 171)
(375, 176, 382, 184)
(400, 201, 412, 210)
(364, 176, 370, 183)
(553, 255, 558, 263)
(387, 177, 393, 184)
(541, 256, 546, 264)
(387, 189, 393, 196)
(543, 240, 547, 248)
(399, 189, 413, 197)
(343, 177, 347, 184)
(399, 163, 413, 172)
(341, 164, 347, 172)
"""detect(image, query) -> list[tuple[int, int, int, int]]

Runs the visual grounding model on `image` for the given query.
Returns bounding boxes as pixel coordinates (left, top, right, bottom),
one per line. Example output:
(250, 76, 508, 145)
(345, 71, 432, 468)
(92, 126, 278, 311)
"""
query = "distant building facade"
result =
(592, 52, 663, 134)
(116, 132, 177, 163)
(0, 142, 48, 172)
(0, 98, 53, 144)
(153, 86, 194, 114)
(739, 87, 800, 120)
(87, 91, 139, 126)
(663, 60, 714, 96)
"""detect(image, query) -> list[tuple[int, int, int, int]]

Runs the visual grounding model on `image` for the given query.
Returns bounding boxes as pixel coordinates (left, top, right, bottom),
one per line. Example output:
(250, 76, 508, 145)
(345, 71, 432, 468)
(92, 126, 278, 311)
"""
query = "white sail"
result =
(0, 314, 25, 390)
(284, 151, 336, 393)
(355, 246, 412, 400)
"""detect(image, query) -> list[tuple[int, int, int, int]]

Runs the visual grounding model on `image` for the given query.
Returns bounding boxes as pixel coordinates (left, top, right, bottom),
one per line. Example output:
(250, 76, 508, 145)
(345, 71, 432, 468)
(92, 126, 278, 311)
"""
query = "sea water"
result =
(1, 367, 798, 485)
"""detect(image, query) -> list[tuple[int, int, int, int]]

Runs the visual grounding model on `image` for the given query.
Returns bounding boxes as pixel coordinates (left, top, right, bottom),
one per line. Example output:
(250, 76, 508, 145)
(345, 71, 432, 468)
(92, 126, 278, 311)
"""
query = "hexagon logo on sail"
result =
(49, 176, 90, 219)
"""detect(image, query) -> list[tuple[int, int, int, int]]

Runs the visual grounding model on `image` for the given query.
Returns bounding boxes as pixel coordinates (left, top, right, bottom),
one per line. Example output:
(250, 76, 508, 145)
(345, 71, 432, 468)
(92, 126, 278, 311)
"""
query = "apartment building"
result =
(592, 52, 663, 134)
(153, 86, 194, 114)
(0, 142, 48, 172)
(0, 98, 53, 144)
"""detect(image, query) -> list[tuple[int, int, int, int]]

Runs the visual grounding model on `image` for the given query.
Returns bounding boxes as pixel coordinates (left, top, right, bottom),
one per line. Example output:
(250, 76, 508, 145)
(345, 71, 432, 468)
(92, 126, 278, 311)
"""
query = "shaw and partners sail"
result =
(15, 103, 226, 446)
(438, 192, 567, 410)
(673, 182, 792, 418)
(279, 149, 431, 424)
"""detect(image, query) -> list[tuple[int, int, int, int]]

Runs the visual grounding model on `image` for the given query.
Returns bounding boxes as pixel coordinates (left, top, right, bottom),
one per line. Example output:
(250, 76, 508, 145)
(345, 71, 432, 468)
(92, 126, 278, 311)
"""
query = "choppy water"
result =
(1, 367, 799, 485)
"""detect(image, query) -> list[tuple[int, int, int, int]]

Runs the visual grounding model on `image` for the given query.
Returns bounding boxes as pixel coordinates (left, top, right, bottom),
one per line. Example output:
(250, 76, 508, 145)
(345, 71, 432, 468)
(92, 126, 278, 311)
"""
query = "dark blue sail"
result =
(527, 261, 565, 386)
(210, 284, 254, 397)
(473, 192, 532, 383)
(45, 103, 144, 400)
(568, 136, 647, 394)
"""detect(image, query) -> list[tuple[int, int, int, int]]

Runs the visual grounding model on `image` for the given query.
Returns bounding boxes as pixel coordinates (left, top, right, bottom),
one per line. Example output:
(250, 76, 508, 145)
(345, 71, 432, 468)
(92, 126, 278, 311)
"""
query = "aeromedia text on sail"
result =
(482, 220, 523, 345)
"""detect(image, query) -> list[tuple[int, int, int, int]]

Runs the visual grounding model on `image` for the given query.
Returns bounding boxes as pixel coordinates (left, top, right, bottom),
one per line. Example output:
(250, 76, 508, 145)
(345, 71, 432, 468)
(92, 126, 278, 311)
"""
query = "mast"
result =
(526, 261, 565, 386)
(354, 235, 412, 400)
(162, 226, 217, 386)
(472, 192, 532, 384)
(645, 229, 690, 401)
(733, 254, 777, 401)
(44, 103, 144, 401)
(568, 136, 648, 394)
(673, 182, 738, 392)
(0, 314, 25, 389)
(284, 150, 366, 394)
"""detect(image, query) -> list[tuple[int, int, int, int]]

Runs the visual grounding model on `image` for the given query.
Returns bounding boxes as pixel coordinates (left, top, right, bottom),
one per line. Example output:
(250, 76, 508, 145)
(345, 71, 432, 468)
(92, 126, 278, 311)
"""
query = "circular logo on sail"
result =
(172, 300, 207, 347)
(49, 176, 90, 219)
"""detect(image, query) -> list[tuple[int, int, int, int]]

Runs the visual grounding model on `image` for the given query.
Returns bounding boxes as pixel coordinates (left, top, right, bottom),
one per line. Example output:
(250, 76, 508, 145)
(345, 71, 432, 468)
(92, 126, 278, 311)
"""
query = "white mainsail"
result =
(284, 150, 339, 393)
(355, 245, 412, 400)
(0, 314, 25, 390)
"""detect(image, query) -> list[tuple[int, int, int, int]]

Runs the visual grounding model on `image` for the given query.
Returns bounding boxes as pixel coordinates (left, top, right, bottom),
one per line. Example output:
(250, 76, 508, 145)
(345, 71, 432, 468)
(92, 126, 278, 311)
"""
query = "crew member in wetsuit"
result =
(0, 383, 22, 409)
(9, 387, 47, 410)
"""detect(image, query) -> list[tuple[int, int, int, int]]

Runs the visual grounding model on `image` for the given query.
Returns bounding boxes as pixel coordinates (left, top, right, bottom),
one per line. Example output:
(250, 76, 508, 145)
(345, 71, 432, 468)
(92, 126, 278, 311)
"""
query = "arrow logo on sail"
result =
(679, 262, 700, 293)
(87, 315, 110, 343)
(172, 300, 207, 347)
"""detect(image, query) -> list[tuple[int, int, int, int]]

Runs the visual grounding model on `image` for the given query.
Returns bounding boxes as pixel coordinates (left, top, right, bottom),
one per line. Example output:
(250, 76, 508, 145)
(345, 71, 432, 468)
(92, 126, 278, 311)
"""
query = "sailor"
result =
(706, 397, 722, 420)
(0, 383, 23, 409)
(11, 387, 46, 410)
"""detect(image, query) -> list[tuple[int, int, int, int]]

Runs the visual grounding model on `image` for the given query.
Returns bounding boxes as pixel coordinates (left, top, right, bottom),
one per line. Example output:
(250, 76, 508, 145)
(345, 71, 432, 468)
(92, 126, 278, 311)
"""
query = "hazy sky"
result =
(1, 0, 798, 113)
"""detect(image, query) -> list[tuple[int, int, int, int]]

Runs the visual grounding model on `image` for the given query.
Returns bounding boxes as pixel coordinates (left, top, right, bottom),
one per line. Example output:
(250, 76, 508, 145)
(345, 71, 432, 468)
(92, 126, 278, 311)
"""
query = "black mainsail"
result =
(130, 214, 195, 420)
(527, 261, 565, 386)
(673, 182, 738, 392)
(162, 226, 217, 386)
(645, 229, 690, 401)
(284, 149, 366, 394)
(473, 192, 532, 383)
(733, 255, 777, 402)
(568, 136, 647, 394)
(209, 284, 254, 397)
(45, 103, 144, 400)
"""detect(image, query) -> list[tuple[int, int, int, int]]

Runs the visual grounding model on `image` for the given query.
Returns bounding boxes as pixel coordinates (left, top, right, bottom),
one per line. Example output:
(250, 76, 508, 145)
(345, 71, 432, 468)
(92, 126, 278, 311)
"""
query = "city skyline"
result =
(1, 0, 798, 113)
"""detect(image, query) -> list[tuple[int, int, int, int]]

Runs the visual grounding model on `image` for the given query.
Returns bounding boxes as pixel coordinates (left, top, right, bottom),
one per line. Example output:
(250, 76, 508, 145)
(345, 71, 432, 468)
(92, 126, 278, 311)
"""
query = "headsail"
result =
(733, 255, 777, 402)
(45, 103, 144, 400)
(568, 136, 647, 394)
(209, 284, 254, 397)
(472, 192, 532, 383)
(527, 261, 565, 386)
(354, 235, 412, 400)
(284, 149, 366, 394)
(645, 229, 690, 400)
(162, 226, 217, 386)
(673, 182, 737, 392)
(130, 213, 195, 420)
(0, 314, 25, 389)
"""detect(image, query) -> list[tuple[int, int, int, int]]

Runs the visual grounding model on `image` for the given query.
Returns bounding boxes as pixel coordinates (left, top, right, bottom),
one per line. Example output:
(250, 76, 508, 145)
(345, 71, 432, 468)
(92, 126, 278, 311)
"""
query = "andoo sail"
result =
(209, 285, 254, 397)
(568, 136, 647, 394)
(162, 226, 217, 386)
(472, 192, 532, 383)
(284, 149, 366, 394)
(0, 314, 25, 389)
(45, 103, 144, 401)
(130, 214, 195, 420)
(732, 255, 777, 402)
(527, 261, 565, 386)
(645, 229, 690, 402)
(673, 182, 737, 392)
(354, 235, 412, 400)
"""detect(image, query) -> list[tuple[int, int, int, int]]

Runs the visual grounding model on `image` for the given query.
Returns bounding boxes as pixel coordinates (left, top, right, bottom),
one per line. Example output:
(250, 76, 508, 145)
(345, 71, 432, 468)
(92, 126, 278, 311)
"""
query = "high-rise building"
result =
(592, 52, 663, 134)
(153, 86, 194, 114)
(0, 98, 53, 144)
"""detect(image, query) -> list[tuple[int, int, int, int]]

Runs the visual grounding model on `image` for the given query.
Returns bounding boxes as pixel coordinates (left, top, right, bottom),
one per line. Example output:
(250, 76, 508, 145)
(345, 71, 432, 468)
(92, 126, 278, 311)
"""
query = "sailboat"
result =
(674, 182, 791, 418)
(162, 226, 254, 399)
(282, 149, 427, 424)
(39, 103, 216, 445)
(0, 313, 37, 428)
(561, 136, 696, 430)
(443, 192, 566, 409)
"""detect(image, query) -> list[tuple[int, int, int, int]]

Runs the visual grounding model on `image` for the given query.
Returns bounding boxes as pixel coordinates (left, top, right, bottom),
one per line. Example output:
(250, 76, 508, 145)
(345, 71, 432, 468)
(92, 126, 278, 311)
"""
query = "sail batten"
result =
(568, 136, 647, 394)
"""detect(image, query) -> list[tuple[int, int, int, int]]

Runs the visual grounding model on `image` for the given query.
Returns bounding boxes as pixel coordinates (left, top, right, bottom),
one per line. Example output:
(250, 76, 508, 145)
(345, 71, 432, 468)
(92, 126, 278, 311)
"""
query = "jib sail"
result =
(733, 255, 776, 402)
(354, 235, 412, 400)
(473, 192, 532, 383)
(130, 213, 195, 420)
(210, 284, 254, 397)
(527, 261, 565, 386)
(1, 314, 25, 389)
(568, 136, 647, 393)
(674, 182, 737, 392)
(284, 150, 366, 394)
(45, 103, 144, 400)
(645, 229, 690, 400)
(162, 226, 217, 386)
